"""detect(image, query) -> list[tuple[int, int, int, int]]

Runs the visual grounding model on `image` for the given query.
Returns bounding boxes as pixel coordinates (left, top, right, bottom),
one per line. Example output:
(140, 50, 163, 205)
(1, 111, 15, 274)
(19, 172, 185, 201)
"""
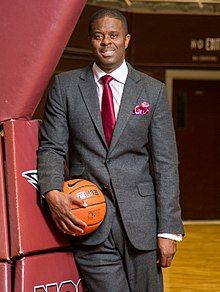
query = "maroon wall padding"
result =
(0, 263, 11, 292)
(0, 136, 10, 260)
(0, 0, 86, 122)
(4, 120, 71, 257)
(14, 252, 84, 292)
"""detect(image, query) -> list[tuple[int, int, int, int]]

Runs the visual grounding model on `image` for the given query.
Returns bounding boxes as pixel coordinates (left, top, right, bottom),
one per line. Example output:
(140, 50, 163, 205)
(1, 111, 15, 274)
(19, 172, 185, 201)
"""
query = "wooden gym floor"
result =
(163, 221, 220, 291)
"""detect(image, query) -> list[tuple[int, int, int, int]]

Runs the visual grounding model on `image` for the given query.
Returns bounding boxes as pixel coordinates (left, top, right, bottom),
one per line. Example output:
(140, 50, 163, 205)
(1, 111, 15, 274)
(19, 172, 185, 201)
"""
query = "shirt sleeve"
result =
(157, 233, 182, 242)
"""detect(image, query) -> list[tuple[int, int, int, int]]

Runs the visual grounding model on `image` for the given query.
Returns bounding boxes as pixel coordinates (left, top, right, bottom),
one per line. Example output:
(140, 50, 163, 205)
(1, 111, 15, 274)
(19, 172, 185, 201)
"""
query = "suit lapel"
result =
(109, 65, 143, 154)
(78, 64, 143, 152)
(78, 66, 107, 146)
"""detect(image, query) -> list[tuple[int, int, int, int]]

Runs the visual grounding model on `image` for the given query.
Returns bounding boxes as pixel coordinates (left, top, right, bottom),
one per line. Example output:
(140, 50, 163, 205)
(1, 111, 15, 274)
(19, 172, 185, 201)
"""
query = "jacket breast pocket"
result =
(130, 113, 151, 123)
(70, 164, 85, 178)
(131, 113, 150, 120)
(137, 182, 155, 197)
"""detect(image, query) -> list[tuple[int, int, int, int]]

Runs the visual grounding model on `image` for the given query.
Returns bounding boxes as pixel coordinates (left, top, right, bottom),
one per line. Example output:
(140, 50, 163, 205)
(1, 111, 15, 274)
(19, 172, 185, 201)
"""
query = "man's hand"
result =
(45, 190, 87, 236)
(157, 237, 177, 268)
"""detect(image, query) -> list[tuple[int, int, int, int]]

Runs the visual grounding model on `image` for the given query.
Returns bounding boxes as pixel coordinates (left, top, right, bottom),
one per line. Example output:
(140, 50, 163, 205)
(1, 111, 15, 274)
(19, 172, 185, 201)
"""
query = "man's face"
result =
(89, 16, 131, 73)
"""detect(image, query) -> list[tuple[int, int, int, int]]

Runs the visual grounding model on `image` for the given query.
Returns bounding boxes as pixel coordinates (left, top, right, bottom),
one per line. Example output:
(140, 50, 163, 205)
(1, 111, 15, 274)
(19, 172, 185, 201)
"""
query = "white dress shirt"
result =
(92, 60, 128, 118)
(92, 61, 182, 242)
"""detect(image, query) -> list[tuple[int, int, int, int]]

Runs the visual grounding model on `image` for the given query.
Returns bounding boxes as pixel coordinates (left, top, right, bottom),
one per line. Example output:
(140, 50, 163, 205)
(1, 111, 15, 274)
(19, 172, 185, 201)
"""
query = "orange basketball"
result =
(63, 179, 106, 236)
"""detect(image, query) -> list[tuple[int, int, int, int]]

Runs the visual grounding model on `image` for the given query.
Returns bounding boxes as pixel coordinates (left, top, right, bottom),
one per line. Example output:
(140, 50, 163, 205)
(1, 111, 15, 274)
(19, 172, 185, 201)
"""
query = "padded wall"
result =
(0, 136, 10, 260)
(0, 0, 86, 122)
(14, 252, 83, 292)
(4, 120, 71, 257)
(0, 263, 11, 292)
(0, 1, 87, 290)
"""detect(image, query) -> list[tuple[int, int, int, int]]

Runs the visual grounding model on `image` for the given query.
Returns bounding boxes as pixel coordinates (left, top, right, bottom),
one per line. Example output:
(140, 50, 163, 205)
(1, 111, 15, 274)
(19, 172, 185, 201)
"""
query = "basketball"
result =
(63, 179, 106, 236)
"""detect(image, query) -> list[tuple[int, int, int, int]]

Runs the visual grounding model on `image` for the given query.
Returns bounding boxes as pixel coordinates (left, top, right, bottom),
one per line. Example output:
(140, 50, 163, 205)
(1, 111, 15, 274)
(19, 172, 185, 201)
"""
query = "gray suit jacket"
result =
(37, 63, 184, 250)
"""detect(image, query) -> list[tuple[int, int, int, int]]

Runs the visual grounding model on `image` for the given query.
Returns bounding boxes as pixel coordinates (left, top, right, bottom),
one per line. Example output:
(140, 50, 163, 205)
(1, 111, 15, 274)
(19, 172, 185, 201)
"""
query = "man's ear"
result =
(125, 34, 131, 50)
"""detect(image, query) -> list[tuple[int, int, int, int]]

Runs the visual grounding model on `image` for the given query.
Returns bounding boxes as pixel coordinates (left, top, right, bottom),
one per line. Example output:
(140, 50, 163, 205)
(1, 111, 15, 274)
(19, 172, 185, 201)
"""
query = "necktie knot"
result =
(101, 75, 113, 85)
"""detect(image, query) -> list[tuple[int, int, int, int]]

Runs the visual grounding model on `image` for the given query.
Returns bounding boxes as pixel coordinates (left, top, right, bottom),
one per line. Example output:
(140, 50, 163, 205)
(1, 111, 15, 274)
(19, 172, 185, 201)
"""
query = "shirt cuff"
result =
(157, 233, 183, 242)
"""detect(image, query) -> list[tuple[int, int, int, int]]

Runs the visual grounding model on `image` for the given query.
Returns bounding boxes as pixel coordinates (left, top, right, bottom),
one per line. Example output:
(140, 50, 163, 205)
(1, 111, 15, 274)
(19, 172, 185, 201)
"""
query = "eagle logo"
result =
(22, 169, 39, 191)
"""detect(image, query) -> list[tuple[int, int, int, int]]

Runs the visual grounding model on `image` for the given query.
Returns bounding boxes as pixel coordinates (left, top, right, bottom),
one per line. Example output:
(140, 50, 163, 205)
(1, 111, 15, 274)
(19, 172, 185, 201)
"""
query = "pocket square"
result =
(133, 102, 150, 115)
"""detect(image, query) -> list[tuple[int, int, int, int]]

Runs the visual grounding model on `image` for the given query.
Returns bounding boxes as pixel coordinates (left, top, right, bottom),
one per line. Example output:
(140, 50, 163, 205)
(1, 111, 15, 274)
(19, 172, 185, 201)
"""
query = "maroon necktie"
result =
(101, 75, 115, 147)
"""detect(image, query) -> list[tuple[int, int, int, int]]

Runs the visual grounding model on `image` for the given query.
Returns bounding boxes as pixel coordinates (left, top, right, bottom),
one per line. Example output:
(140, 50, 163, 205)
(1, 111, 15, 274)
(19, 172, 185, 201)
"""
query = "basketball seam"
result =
(71, 201, 105, 210)
(68, 184, 98, 194)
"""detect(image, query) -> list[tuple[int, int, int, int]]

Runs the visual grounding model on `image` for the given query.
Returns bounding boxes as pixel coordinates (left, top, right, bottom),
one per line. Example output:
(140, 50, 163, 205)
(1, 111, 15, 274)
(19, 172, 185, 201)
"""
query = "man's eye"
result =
(94, 35, 102, 40)
(111, 34, 118, 39)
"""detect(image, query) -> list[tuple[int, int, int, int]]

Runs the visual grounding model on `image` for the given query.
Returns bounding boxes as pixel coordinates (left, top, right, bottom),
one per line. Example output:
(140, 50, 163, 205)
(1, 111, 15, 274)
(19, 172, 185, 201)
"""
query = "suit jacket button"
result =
(106, 159, 111, 164)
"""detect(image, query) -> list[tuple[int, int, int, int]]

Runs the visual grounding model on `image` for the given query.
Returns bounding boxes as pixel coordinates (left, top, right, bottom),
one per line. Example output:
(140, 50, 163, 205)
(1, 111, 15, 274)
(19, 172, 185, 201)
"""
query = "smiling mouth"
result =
(100, 50, 115, 57)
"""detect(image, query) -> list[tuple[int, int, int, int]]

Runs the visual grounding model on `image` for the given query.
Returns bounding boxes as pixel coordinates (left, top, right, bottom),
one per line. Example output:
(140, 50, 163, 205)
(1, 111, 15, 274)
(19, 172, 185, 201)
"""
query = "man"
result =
(38, 8, 184, 292)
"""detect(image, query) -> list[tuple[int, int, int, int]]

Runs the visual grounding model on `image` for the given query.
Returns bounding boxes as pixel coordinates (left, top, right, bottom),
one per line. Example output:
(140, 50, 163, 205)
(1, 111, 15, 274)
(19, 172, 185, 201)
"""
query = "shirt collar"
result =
(92, 60, 128, 84)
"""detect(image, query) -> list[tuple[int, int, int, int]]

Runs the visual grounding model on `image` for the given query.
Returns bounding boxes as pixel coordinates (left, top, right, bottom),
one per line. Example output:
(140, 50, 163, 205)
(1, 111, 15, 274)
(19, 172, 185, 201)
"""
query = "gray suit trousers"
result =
(74, 214, 163, 292)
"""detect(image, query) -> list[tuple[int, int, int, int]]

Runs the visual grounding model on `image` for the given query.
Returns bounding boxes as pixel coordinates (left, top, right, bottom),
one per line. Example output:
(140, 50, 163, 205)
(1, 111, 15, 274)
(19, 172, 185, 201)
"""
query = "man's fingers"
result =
(159, 251, 175, 268)
(61, 211, 87, 230)
(53, 215, 86, 235)
(68, 194, 88, 208)
(66, 209, 87, 227)
(157, 237, 177, 268)
(66, 213, 87, 230)
(46, 189, 88, 234)
(159, 255, 173, 268)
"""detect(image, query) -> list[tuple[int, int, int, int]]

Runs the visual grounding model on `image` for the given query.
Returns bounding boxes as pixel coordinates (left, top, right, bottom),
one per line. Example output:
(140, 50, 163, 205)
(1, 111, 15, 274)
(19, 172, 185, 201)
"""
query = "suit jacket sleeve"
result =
(37, 75, 68, 195)
(149, 84, 184, 235)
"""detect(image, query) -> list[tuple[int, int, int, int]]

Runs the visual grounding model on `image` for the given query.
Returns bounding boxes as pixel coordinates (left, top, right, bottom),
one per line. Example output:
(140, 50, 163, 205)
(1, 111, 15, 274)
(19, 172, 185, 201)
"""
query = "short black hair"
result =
(89, 8, 128, 36)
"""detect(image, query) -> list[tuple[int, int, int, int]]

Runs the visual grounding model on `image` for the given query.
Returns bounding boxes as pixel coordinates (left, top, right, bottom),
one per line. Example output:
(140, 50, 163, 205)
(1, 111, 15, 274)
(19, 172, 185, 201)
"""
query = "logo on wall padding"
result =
(22, 169, 39, 191)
